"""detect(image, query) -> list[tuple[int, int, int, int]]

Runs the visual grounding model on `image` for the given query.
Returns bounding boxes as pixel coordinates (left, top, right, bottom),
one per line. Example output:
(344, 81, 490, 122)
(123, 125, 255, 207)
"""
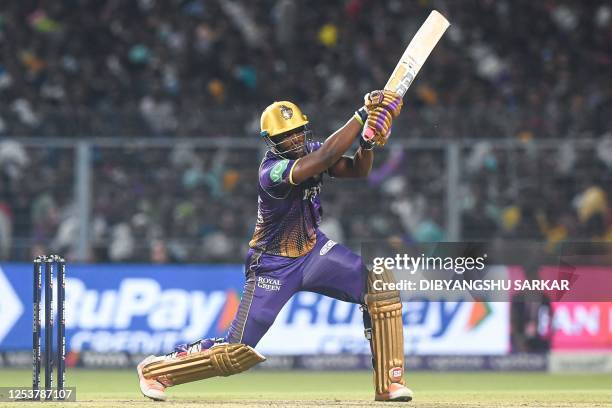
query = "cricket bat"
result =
(384, 10, 450, 97)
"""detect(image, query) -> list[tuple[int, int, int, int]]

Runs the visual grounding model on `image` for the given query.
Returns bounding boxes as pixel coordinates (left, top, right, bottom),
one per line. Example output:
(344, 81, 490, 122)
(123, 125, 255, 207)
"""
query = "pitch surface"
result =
(0, 369, 611, 407)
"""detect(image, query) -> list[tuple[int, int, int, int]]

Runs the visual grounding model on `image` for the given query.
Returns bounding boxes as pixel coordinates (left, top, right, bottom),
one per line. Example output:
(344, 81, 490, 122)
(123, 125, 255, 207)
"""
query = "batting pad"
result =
(142, 343, 266, 386)
(366, 269, 405, 399)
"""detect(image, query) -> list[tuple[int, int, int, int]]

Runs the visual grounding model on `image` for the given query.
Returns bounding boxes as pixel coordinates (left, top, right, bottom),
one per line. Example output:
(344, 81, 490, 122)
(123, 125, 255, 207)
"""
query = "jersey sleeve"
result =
(307, 140, 323, 153)
(259, 141, 324, 194)
(259, 157, 299, 196)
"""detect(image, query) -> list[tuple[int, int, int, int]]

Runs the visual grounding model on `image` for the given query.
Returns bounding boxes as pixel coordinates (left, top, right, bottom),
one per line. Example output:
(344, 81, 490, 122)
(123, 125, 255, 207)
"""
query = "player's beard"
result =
(266, 127, 312, 159)
(283, 135, 306, 159)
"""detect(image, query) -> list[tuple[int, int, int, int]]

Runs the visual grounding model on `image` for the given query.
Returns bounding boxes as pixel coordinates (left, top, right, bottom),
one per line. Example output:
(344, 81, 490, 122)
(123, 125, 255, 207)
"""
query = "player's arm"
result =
(290, 91, 400, 185)
(289, 116, 367, 185)
(327, 105, 374, 179)
(326, 89, 404, 179)
(327, 148, 373, 178)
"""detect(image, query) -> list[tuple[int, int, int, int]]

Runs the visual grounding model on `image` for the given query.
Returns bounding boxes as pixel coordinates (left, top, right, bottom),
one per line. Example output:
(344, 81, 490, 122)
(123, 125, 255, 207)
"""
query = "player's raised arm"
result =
(259, 91, 402, 185)
(326, 148, 374, 179)
(327, 91, 403, 178)
(288, 114, 364, 184)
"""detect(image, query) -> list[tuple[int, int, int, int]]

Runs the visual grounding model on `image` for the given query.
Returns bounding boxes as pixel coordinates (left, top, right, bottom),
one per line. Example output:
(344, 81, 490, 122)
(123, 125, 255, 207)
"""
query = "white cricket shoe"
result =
(137, 355, 167, 401)
(376, 383, 414, 402)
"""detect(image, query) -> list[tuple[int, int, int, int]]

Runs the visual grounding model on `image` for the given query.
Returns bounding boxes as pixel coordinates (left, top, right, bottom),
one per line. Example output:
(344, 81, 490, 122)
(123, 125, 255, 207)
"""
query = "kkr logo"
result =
(280, 105, 293, 120)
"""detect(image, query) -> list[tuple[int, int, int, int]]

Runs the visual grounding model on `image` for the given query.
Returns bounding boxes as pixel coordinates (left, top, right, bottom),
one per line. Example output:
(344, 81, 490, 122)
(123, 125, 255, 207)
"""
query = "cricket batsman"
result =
(137, 90, 412, 402)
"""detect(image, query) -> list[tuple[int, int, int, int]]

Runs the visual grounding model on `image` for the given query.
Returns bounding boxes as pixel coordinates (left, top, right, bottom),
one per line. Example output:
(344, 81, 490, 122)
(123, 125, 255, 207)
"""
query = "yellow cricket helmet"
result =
(260, 101, 309, 138)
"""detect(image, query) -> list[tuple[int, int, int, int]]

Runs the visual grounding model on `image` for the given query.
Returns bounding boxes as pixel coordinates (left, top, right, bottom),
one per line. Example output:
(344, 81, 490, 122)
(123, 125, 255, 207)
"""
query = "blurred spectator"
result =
(1, 139, 611, 261)
(0, 202, 11, 258)
(0, 1, 609, 138)
(2, 1, 612, 261)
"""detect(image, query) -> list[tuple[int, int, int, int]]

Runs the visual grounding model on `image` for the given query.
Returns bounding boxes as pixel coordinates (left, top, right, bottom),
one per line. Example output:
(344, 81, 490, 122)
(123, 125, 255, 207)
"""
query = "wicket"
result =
(32, 255, 66, 401)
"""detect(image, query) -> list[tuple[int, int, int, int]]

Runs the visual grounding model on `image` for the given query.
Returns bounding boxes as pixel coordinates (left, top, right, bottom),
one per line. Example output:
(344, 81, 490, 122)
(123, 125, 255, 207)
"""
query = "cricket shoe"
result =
(137, 355, 167, 401)
(376, 383, 414, 402)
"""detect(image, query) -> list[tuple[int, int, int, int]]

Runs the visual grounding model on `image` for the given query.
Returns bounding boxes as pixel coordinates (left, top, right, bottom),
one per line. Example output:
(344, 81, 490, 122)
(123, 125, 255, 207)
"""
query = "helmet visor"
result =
(263, 126, 313, 159)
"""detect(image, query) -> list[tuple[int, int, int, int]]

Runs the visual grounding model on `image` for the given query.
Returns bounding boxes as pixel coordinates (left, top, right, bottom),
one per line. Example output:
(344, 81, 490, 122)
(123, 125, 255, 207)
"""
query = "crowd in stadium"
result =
(1, 0, 610, 138)
(2, 138, 611, 263)
(1, 0, 612, 262)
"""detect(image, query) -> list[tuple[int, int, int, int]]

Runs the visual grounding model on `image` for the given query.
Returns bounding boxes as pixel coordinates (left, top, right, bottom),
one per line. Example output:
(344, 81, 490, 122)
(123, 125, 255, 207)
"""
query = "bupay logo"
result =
(285, 293, 490, 336)
(257, 293, 506, 355)
(65, 278, 240, 353)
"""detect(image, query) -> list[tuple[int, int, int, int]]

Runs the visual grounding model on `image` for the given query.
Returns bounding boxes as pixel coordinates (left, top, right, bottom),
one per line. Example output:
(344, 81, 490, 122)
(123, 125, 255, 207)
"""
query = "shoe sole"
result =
(376, 386, 414, 402)
(389, 395, 413, 402)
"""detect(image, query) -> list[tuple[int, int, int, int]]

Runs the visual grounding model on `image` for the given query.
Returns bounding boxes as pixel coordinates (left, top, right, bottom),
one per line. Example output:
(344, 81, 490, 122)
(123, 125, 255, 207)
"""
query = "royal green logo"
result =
(270, 159, 289, 183)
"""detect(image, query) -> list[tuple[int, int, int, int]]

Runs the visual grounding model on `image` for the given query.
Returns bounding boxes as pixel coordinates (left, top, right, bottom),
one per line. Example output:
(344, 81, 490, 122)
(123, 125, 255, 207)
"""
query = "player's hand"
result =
(361, 106, 393, 147)
(363, 90, 403, 118)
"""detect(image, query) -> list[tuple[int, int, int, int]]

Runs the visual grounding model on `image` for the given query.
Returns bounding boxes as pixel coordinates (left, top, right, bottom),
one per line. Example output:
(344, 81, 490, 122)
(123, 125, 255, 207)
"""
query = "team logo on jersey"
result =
(319, 239, 337, 256)
(280, 105, 293, 120)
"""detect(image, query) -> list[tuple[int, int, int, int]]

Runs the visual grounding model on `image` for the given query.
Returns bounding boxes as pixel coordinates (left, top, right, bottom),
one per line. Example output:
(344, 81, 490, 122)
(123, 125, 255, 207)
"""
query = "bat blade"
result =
(384, 10, 450, 97)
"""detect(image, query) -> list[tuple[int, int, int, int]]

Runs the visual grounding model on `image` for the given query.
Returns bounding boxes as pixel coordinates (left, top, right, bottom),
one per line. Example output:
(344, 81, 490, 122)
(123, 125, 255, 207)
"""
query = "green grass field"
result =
(0, 369, 611, 407)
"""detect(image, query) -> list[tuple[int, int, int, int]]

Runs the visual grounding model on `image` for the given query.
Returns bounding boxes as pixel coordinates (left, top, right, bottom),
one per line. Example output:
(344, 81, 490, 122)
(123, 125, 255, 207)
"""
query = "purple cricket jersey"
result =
(248, 140, 324, 257)
(173, 140, 369, 350)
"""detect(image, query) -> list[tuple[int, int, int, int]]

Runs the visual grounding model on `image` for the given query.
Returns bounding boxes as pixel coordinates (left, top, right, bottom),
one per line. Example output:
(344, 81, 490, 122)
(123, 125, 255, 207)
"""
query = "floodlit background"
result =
(0, 1, 611, 405)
